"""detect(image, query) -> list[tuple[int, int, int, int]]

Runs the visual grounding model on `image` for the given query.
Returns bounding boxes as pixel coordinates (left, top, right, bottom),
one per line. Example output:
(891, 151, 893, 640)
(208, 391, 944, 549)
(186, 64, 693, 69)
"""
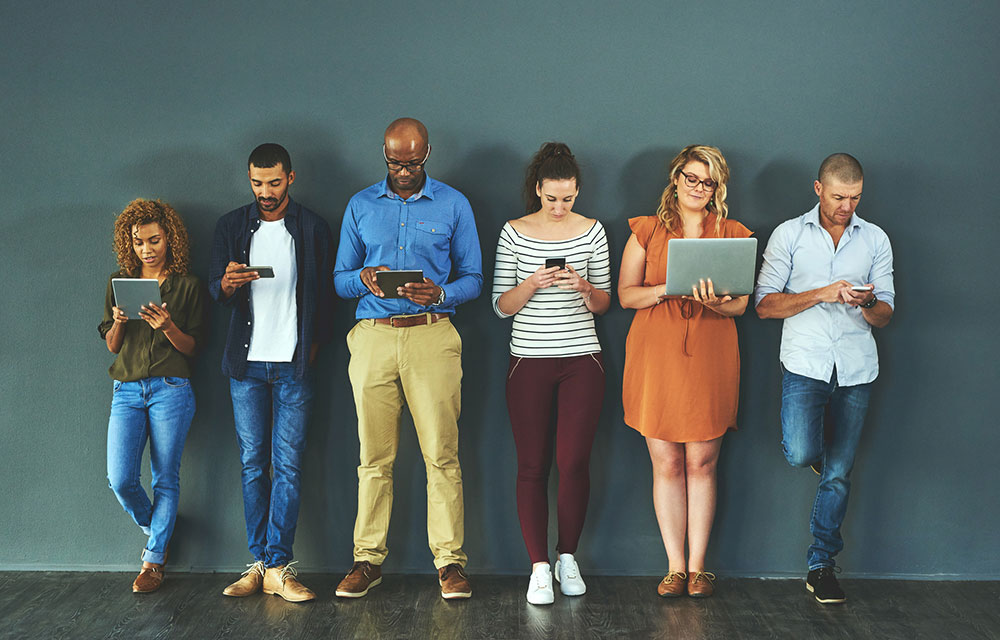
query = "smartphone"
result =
(851, 285, 873, 292)
(238, 266, 275, 278)
(545, 257, 566, 269)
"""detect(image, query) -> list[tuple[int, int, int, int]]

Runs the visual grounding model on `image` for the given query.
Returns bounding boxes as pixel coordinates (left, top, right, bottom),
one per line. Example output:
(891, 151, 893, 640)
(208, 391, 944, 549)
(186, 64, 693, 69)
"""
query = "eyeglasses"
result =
(383, 144, 431, 173)
(678, 170, 717, 191)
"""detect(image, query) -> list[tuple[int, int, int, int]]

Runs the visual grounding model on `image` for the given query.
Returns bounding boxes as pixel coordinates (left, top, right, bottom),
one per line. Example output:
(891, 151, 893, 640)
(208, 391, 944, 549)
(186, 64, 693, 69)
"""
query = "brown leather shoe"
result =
(263, 562, 316, 603)
(132, 562, 165, 593)
(438, 564, 472, 599)
(688, 571, 716, 598)
(223, 561, 266, 597)
(657, 571, 687, 597)
(335, 561, 382, 598)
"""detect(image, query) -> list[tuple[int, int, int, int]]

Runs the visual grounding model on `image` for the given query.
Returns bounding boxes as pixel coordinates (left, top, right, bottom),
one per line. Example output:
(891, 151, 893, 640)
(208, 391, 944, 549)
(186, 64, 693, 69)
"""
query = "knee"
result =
(107, 472, 138, 498)
(782, 444, 815, 469)
(651, 456, 685, 479)
(556, 451, 591, 480)
(685, 455, 718, 478)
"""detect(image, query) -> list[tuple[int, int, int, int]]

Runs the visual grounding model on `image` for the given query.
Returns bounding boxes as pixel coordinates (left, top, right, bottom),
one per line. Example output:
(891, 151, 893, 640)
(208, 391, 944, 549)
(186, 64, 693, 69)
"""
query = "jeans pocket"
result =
(588, 353, 605, 374)
(507, 357, 523, 381)
(163, 376, 190, 388)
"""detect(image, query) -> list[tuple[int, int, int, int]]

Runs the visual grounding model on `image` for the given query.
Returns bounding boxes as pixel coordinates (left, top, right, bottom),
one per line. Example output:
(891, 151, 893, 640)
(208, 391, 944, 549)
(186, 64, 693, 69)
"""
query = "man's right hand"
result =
(816, 280, 853, 304)
(360, 266, 390, 297)
(221, 262, 259, 299)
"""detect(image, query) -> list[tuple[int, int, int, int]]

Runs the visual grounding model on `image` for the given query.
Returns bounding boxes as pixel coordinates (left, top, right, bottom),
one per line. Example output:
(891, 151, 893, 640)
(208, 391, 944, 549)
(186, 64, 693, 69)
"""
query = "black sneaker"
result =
(806, 567, 846, 604)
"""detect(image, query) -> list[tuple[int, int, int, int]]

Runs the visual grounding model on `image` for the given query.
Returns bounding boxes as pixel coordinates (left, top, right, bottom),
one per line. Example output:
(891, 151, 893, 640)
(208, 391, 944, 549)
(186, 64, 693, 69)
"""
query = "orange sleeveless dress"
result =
(622, 214, 753, 442)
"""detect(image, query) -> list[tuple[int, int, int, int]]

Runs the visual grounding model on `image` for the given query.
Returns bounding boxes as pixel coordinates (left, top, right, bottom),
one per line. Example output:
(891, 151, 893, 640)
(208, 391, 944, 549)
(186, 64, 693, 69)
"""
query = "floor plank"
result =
(0, 572, 996, 640)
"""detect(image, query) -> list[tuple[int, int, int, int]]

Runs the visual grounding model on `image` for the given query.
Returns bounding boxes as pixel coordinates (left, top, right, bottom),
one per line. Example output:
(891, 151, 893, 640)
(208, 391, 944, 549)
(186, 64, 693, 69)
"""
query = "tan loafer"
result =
(223, 561, 266, 597)
(688, 571, 716, 598)
(438, 564, 472, 599)
(132, 562, 165, 593)
(263, 562, 315, 603)
(657, 571, 687, 597)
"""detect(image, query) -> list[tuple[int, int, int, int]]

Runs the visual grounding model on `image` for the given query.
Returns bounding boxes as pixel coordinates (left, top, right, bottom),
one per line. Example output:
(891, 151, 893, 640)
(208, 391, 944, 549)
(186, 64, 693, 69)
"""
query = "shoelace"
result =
(278, 560, 300, 583)
(663, 571, 687, 584)
(532, 569, 551, 590)
(241, 561, 266, 578)
(562, 560, 580, 580)
(441, 564, 467, 580)
(691, 571, 716, 584)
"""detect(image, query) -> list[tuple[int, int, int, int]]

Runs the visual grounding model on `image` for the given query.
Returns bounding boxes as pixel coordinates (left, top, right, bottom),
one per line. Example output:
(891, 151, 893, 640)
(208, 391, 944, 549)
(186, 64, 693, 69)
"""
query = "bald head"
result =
(384, 118, 429, 154)
(818, 153, 863, 185)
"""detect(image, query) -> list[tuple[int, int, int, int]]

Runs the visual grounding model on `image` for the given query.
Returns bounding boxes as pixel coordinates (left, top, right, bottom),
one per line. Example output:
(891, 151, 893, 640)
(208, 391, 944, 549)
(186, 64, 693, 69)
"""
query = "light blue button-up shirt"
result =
(754, 204, 895, 386)
(334, 175, 483, 319)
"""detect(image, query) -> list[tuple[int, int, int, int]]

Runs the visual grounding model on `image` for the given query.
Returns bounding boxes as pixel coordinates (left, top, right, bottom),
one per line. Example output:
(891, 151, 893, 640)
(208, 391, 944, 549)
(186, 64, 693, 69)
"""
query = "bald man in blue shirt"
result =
(333, 118, 482, 600)
(756, 153, 895, 605)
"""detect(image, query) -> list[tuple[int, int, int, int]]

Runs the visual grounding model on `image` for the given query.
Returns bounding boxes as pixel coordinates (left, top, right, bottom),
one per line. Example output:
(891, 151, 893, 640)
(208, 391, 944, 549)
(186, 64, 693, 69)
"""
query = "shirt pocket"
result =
(412, 218, 452, 261)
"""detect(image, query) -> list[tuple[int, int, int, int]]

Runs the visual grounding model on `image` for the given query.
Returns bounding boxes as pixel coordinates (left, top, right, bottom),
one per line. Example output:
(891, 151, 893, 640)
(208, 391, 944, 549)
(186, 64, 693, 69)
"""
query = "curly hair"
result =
(654, 145, 730, 235)
(112, 199, 191, 276)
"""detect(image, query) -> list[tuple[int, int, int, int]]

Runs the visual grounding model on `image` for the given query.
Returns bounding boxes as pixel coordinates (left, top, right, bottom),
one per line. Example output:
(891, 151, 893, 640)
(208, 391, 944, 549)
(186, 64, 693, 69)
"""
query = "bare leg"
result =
(685, 437, 723, 572)
(646, 437, 687, 573)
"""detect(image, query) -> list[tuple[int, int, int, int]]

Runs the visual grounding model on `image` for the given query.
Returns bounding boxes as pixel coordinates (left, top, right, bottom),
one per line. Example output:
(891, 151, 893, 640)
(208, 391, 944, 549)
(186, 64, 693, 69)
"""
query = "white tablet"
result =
(664, 238, 757, 296)
(111, 278, 162, 319)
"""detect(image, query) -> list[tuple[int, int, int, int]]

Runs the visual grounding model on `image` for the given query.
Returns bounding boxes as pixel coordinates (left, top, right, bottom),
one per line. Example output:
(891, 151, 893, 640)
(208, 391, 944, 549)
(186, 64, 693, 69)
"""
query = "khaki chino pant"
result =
(346, 317, 467, 569)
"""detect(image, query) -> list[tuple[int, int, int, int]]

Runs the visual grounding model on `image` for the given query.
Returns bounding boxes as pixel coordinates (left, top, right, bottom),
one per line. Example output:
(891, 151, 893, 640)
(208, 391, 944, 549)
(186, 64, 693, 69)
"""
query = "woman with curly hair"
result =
(97, 199, 206, 593)
(618, 145, 752, 598)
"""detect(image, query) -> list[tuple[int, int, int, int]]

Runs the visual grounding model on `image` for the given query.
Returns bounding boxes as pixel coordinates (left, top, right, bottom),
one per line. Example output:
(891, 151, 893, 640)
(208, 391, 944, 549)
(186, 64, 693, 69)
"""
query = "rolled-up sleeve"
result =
(755, 223, 792, 307)
(868, 230, 895, 310)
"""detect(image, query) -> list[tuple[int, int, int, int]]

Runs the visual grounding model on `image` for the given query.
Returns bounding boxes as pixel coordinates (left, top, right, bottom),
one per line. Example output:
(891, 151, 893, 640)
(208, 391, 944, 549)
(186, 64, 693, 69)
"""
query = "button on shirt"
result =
(754, 205, 895, 386)
(334, 176, 483, 318)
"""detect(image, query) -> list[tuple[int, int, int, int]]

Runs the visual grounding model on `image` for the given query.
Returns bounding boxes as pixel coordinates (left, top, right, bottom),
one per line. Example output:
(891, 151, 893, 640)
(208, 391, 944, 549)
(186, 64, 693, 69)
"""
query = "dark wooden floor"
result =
(1, 572, 997, 640)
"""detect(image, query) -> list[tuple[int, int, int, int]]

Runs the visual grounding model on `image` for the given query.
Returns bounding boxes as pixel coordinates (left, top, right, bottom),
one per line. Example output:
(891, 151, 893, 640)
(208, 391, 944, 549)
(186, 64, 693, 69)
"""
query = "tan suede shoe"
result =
(132, 562, 165, 593)
(263, 562, 316, 602)
(438, 564, 472, 599)
(657, 571, 687, 598)
(335, 561, 382, 598)
(223, 561, 266, 597)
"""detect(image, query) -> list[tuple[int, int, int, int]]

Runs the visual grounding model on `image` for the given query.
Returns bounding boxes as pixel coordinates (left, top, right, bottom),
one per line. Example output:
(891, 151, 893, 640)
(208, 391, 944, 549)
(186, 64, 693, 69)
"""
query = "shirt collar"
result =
(377, 175, 436, 201)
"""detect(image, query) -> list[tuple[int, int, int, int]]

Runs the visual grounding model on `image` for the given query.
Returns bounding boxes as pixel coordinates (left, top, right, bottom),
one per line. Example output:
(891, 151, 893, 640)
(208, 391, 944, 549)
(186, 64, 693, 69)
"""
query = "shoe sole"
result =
(440, 590, 472, 599)
(657, 591, 684, 598)
(805, 582, 846, 604)
(263, 589, 316, 602)
(336, 576, 382, 598)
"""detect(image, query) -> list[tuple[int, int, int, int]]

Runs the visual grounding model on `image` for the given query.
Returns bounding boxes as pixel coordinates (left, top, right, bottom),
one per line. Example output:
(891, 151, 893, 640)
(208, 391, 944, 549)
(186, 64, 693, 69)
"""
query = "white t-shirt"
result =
(247, 219, 298, 362)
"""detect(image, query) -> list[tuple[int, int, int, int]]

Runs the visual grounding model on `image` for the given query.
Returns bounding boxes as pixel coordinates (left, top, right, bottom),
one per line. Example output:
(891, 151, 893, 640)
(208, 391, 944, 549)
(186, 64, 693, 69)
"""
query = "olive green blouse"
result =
(98, 272, 207, 381)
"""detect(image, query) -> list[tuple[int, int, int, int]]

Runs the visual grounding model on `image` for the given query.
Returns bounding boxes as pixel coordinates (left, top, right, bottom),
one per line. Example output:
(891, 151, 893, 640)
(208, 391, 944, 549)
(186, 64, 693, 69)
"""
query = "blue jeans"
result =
(781, 366, 871, 570)
(107, 377, 195, 565)
(230, 361, 313, 568)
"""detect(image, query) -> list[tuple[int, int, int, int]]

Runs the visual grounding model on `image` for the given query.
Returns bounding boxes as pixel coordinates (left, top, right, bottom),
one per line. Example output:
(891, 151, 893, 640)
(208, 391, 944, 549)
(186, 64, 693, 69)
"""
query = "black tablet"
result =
(375, 270, 424, 298)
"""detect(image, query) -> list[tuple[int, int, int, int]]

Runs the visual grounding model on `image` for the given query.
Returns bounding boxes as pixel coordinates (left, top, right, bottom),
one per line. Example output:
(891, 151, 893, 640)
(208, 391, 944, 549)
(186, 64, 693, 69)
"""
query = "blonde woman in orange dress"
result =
(618, 145, 752, 598)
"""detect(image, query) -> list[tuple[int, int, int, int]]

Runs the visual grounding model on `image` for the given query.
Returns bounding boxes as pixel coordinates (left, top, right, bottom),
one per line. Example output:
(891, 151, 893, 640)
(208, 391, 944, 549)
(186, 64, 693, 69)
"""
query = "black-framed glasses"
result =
(678, 170, 717, 191)
(383, 144, 431, 173)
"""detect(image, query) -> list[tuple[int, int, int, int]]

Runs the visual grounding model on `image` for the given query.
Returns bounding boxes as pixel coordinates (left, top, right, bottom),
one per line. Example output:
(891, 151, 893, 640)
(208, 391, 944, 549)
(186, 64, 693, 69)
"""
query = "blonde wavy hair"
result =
(655, 145, 731, 234)
(112, 199, 191, 276)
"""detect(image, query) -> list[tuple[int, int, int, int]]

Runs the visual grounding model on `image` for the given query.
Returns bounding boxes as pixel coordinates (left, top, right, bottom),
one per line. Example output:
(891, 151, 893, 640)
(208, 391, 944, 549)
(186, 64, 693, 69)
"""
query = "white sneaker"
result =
(526, 564, 554, 605)
(554, 553, 586, 596)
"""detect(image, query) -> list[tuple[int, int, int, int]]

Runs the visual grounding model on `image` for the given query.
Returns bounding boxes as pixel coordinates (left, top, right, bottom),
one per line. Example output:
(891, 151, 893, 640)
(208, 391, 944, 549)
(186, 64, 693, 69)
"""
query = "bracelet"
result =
(861, 293, 878, 309)
(583, 290, 593, 304)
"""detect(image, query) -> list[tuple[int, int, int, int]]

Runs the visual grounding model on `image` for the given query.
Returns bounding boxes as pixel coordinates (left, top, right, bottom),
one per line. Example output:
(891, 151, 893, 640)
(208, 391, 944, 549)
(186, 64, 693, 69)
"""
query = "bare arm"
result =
(756, 280, 852, 319)
(618, 233, 666, 309)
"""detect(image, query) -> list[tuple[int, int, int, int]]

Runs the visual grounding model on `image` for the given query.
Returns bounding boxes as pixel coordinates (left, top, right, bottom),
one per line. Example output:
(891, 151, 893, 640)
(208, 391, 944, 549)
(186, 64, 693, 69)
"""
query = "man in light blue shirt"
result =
(333, 118, 482, 600)
(756, 153, 894, 604)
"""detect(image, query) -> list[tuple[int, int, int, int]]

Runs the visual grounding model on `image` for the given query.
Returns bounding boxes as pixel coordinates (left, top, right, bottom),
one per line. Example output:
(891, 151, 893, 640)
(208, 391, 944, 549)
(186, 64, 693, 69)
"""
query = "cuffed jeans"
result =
(230, 361, 313, 568)
(346, 318, 467, 570)
(781, 366, 871, 569)
(107, 376, 195, 565)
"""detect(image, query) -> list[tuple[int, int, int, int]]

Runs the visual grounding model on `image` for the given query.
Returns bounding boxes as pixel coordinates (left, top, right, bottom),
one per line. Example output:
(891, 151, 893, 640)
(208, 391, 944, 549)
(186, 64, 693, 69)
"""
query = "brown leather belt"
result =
(373, 313, 450, 328)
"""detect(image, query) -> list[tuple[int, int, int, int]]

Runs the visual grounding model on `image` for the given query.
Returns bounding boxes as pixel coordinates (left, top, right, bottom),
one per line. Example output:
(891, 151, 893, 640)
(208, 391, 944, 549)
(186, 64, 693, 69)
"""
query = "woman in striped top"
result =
(492, 142, 612, 605)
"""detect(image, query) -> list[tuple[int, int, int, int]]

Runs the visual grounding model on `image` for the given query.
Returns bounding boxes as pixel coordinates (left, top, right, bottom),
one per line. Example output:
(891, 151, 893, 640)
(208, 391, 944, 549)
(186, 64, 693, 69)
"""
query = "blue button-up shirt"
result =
(754, 204, 895, 386)
(334, 176, 483, 318)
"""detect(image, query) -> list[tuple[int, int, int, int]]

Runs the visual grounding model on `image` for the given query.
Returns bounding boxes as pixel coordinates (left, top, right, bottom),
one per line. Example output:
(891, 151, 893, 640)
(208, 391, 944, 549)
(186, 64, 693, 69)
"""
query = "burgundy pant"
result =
(505, 353, 605, 564)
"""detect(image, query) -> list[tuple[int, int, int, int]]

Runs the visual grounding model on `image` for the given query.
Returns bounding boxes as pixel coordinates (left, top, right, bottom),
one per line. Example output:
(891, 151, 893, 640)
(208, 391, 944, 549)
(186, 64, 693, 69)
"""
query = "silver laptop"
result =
(664, 238, 757, 296)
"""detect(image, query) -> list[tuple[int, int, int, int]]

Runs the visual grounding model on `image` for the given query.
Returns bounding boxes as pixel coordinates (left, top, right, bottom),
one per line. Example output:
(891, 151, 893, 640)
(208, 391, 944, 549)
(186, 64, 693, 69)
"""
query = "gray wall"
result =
(2, 1, 997, 578)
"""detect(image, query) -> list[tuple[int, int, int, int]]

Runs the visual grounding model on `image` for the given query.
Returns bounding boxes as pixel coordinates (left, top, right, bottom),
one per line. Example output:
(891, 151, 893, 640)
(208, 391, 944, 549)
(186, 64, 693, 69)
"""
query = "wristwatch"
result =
(861, 293, 878, 309)
(432, 286, 446, 306)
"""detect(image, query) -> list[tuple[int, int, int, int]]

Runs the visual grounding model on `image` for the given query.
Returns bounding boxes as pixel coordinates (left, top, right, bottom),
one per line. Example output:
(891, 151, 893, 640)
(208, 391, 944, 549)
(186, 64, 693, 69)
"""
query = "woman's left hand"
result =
(139, 302, 175, 331)
(683, 278, 732, 308)
(555, 265, 590, 293)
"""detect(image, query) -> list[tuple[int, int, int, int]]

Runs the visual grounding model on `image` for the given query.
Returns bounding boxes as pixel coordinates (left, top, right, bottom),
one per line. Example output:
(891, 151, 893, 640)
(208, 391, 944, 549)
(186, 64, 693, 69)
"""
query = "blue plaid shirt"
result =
(209, 198, 335, 380)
